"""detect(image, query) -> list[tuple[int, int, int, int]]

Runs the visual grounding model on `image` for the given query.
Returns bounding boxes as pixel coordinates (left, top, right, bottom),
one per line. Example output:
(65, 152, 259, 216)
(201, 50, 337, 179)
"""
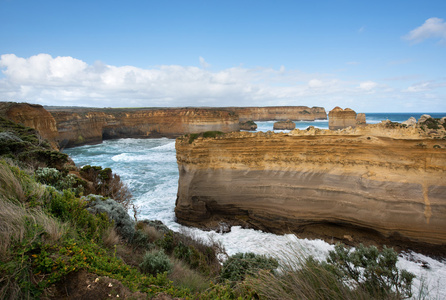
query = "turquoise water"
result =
(63, 113, 446, 297)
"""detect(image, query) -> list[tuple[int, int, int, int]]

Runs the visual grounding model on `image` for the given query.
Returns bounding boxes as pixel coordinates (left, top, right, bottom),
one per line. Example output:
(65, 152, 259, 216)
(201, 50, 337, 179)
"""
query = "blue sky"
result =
(1, 0, 445, 112)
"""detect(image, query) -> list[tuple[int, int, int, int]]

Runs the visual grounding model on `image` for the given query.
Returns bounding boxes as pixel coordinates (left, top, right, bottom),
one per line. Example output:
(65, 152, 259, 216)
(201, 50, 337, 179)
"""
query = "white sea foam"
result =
(64, 135, 446, 299)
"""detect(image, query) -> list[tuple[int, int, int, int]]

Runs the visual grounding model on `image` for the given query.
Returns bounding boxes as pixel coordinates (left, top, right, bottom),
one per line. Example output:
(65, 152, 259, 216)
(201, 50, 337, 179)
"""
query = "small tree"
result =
(325, 243, 415, 299)
(220, 252, 278, 283)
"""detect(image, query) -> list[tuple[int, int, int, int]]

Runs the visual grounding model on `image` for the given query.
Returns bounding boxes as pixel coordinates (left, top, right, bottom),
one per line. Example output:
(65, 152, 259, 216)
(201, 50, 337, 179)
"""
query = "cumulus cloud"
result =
(359, 81, 377, 91)
(403, 17, 446, 44)
(0, 53, 442, 112)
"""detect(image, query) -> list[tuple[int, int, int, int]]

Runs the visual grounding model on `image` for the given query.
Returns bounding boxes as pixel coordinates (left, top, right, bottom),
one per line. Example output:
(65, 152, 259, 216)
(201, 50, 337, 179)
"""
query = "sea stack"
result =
(239, 120, 257, 131)
(273, 120, 296, 130)
(328, 107, 358, 130)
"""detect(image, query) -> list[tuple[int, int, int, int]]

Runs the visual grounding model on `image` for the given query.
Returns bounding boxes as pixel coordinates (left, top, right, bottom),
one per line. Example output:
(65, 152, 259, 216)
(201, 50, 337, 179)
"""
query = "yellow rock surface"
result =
(175, 123, 446, 246)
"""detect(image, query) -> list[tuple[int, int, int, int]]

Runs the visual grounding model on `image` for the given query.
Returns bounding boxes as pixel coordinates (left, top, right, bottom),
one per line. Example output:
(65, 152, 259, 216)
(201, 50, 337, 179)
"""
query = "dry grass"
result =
(0, 161, 26, 203)
(169, 258, 210, 293)
(0, 196, 67, 257)
(142, 224, 163, 243)
(102, 226, 121, 248)
(243, 249, 403, 300)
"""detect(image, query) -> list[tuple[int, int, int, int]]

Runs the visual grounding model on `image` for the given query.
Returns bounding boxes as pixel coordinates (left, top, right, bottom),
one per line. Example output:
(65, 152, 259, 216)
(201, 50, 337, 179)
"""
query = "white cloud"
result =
(199, 56, 210, 69)
(308, 79, 323, 88)
(405, 80, 446, 93)
(0, 53, 444, 112)
(359, 81, 377, 91)
(403, 17, 446, 44)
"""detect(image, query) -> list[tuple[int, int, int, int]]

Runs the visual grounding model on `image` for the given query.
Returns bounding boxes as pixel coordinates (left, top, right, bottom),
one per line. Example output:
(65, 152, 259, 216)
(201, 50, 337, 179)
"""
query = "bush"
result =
(34, 167, 84, 196)
(80, 165, 132, 208)
(139, 249, 173, 276)
(325, 243, 415, 299)
(84, 195, 135, 241)
(220, 252, 278, 283)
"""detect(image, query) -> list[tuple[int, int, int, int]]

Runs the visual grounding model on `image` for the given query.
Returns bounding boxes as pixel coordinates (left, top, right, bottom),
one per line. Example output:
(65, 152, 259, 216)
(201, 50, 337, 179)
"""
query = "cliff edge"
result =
(175, 122, 446, 249)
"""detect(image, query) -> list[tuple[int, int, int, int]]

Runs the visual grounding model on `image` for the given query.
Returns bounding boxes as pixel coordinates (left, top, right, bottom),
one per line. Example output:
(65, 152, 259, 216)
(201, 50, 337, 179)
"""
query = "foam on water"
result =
(64, 116, 446, 299)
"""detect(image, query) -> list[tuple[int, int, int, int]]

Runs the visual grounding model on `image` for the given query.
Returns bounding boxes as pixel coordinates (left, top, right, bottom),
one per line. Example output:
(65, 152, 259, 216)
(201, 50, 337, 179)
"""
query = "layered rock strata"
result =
(49, 108, 239, 148)
(1, 103, 327, 148)
(0, 102, 59, 149)
(328, 107, 358, 130)
(230, 106, 327, 122)
(175, 123, 446, 247)
(273, 120, 296, 130)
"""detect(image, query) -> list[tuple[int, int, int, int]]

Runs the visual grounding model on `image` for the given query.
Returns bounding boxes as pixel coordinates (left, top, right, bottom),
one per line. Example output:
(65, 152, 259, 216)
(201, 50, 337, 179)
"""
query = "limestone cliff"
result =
(175, 123, 446, 247)
(0, 102, 59, 149)
(50, 108, 240, 148)
(328, 107, 357, 130)
(230, 106, 327, 122)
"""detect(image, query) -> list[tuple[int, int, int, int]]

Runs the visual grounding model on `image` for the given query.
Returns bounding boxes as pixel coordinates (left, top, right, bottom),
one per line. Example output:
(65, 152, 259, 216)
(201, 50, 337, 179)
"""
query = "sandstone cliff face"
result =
(328, 107, 357, 130)
(175, 123, 446, 246)
(0, 102, 59, 149)
(230, 106, 327, 122)
(50, 108, 240, 148)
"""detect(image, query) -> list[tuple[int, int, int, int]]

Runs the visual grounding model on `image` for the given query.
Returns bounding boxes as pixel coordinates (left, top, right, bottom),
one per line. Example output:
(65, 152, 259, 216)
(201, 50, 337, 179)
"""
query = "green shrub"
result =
(202, 131, 224, 138)
(34, 167, 84, 196)
(188, 131, 224, 144)
(422, 118, 440, 130)
(80, 165, 132, 208)
(220, 252, 278, 283)
(84, 195, 135, 241)
(325, 243, 415, 299)
(139, 249, 173, 276)
(46, 189, 110, 241)
(188, 133, 200, 144)
(131, 229, 156, 250)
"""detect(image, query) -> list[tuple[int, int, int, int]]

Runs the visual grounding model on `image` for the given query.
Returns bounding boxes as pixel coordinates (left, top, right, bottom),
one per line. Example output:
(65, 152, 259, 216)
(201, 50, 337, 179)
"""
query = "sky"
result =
(0, 0, 445, 112)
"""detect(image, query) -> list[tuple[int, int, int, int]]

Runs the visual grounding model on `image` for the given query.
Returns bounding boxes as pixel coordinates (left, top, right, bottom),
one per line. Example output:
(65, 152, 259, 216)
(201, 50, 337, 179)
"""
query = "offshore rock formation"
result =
(0, 102, 59, 149)
(230, 106, 327, 122)
(328, 107, 359, 130)
(273, 120, 296, 130)
(239, 120, 257, 131)
(175, 122, 446, 247)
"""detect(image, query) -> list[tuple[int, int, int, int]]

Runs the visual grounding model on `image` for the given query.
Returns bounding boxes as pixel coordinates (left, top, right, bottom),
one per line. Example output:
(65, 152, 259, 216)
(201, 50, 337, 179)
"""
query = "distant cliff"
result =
(175, 122, 446, 248)
(229, 106, 327, 122)
(0, 103, 327, 148)
(50, 107, 240, 148)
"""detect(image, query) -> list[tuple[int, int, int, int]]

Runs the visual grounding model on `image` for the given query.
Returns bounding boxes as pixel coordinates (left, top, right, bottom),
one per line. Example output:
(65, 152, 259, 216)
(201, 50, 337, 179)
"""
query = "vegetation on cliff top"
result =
(0, 118, 418, 299)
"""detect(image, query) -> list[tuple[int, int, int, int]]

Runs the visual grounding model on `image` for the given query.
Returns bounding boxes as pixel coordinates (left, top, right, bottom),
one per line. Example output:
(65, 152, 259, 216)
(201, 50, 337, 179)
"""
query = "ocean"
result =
(64, 112, 446, 299)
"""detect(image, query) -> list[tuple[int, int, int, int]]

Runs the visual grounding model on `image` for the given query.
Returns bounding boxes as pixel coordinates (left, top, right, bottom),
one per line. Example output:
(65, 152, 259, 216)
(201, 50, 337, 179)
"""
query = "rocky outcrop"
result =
(273, 120, 295, 130)
(328, 107, 358, 130)
(0, 102, 59, 149)
(356, 113, 366, 126)
(50, 108, 240, 148)
(175, 122, 446, 247)
(402, 117, 417, 126)
(230, 106, 327, 122)
(239, 120, 257, 131)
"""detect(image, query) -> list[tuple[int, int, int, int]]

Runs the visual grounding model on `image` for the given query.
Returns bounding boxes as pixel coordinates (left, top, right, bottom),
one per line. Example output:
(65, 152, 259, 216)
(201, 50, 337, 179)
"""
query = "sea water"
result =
(64, 113, 446, 299)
